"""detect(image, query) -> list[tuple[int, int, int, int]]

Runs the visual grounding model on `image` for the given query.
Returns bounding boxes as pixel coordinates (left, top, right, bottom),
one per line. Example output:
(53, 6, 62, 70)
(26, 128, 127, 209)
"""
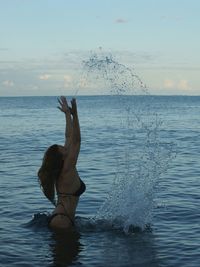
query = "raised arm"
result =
(57, 96, 73, 147)
(71, 98, 81, 146)
(62, 98, 81, 168)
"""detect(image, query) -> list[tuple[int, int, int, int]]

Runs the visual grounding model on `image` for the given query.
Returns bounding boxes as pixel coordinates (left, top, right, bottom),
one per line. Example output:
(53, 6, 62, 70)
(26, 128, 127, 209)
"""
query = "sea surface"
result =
(0, 95, 199, 267)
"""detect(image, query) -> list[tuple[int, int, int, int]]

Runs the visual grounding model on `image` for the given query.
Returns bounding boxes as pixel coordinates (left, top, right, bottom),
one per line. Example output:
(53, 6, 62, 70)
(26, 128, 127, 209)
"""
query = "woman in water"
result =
(38, 96, 86, 230)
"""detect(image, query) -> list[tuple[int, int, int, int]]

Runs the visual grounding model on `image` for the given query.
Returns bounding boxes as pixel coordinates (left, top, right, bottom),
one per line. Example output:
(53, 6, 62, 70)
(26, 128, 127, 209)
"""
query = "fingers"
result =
(58, 96, 68, 106)
(57, 98, 62, 106)
(71, 98, 76, 107)
(61, 96, 68, 105)
(57, 96, 68, 113)
(57, 96, 76, 114)
(57, 106, 63, 112)
(58, 96, 68, 107)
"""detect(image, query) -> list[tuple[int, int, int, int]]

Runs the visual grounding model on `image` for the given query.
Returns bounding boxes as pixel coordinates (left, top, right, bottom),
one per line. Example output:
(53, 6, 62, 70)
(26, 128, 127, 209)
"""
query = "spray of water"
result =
(82, 52, 148, 95)
(81, 51, 174, 233)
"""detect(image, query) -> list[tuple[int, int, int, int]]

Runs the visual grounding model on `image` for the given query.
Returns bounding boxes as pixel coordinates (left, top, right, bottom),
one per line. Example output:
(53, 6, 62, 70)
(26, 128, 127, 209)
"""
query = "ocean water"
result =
(0, 95, 200, 267)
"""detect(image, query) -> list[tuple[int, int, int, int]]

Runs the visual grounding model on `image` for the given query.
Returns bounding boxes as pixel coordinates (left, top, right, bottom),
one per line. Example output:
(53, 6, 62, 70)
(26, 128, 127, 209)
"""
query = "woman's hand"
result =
(57, 96, 71, 114)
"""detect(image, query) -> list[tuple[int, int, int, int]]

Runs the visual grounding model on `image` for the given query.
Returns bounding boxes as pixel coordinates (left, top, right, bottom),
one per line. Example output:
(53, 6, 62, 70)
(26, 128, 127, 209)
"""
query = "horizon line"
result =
(1, 94, 200, 98)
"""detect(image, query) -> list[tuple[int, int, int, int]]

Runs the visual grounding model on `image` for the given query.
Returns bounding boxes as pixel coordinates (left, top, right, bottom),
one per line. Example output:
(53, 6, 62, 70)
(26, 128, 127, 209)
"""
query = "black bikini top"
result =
(57, 179, 86, 198)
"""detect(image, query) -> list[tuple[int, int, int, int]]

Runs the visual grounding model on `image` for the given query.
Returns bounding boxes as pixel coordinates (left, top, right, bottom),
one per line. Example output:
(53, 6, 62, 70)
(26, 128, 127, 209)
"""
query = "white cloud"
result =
(163, 79, 191, 91)
(163, 79, 175, 89)
(64, 74, 72, 82)
(63, 74, 72, 88)
(2, 80, 14, 87)
(178, 79, 190, 90)
(39, 74, 51, 80)
(30, 84, 39, 90)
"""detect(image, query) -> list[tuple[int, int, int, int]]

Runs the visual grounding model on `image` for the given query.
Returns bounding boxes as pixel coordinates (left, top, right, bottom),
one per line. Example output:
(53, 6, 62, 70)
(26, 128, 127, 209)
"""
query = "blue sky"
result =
(0, 0, 200, 96)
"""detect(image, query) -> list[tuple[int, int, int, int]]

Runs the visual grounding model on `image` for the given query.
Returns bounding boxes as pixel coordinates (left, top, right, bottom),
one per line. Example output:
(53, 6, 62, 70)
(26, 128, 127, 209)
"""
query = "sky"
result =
(0, 0, 200, 96)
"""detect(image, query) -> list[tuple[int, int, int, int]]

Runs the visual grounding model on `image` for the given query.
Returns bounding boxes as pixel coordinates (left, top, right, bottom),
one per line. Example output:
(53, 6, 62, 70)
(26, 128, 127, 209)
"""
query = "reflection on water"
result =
(49, 230, 82, 267)
(48, 229, 160, 267)
(26, 214, 161, 267)
(25, 214, 83, 266)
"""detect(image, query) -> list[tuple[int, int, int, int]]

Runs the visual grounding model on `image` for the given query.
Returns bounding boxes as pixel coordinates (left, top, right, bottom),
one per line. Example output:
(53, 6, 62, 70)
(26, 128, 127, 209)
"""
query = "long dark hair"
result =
(38, 144, 63, 205)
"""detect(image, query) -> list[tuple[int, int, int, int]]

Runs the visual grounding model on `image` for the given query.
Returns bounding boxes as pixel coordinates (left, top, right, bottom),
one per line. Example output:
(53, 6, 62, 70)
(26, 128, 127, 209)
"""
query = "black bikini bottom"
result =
(48, 211, 74, 227)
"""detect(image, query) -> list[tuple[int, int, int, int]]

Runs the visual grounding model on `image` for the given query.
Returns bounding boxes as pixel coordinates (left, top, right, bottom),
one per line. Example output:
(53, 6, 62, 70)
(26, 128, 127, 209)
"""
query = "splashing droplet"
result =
(82, 51, 175, 233)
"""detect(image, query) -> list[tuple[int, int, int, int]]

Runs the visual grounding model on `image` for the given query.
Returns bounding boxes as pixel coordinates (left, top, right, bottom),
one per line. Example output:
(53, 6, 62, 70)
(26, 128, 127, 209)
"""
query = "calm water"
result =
(0, 95, 199, 267)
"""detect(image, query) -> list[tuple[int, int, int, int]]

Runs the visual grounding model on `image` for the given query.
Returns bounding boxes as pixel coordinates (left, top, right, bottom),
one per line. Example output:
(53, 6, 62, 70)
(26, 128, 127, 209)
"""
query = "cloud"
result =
(163, 79, 191, 91)
(63, 74, 72, 88)
(115, 18, 128, 24)
(30, 84, 39, 90)
(39, 74, 51, 80)
(164, 79, 175, 89)
(178, 79, 190, 90)
(2, 80, 14, 87)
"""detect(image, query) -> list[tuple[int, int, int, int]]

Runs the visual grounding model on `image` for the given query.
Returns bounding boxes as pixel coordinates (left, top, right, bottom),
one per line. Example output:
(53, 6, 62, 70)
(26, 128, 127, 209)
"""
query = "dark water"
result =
(0, 95, 200, 267)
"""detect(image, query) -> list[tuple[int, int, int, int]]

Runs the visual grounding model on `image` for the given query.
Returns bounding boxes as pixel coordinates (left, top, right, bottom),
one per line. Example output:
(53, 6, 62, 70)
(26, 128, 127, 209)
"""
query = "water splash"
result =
(81, 51, 175, 233)
(82, 52, 148, 95)
(24, 213, 50, 229)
